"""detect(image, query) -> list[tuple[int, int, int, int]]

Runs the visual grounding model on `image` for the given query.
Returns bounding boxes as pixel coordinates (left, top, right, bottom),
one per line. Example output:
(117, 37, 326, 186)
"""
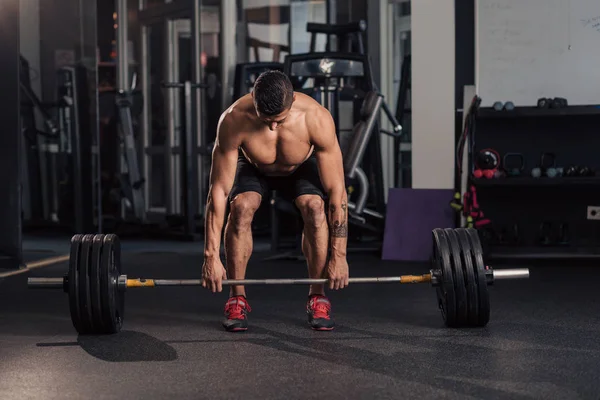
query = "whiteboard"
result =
(476, 0, 600, 106)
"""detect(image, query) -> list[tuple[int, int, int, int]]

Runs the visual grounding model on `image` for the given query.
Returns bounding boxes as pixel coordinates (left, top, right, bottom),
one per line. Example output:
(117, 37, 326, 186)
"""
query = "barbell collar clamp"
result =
(118, 275, 128, 292)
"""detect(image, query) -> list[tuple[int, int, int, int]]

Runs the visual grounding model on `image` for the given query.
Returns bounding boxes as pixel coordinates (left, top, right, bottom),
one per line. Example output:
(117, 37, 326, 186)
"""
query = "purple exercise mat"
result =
(382, 189, 455, 261)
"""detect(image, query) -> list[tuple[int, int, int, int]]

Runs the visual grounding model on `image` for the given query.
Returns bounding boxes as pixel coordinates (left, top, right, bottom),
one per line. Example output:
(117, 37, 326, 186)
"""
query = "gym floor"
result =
(1, 239, 599, 399)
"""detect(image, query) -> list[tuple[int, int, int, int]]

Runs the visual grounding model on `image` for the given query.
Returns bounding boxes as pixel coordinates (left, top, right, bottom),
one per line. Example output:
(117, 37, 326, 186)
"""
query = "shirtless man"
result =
(201, 70, 349, 332)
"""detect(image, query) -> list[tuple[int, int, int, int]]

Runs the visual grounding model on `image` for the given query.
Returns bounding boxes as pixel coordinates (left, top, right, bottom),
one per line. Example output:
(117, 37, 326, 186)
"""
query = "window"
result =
(237, 0, 328, 63)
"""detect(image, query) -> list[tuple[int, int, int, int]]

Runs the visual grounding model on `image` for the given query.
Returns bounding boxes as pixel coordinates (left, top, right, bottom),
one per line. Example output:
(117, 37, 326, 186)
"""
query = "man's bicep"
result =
(315, 145, 345, 193)
(210, 145, 238, 190)
(311, 109, 345, 191)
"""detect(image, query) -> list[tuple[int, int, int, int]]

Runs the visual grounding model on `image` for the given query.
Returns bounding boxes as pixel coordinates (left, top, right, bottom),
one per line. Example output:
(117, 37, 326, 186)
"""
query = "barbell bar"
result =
(28, 268, 529, 290)
(26, 228, 530, 335)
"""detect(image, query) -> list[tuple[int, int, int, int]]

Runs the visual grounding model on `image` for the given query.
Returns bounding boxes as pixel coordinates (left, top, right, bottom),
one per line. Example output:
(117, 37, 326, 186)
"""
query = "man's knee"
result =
(296, 196, 326, 229)
(229, 193, 261, 228)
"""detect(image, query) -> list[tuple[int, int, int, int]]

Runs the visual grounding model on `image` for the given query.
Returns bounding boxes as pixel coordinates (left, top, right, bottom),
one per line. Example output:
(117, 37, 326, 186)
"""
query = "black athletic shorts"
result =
(229, 153, 326, 203)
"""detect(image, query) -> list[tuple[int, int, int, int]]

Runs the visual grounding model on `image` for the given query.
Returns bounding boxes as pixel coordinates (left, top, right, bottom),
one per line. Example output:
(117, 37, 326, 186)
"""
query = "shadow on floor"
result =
(37, 330, 178, 362)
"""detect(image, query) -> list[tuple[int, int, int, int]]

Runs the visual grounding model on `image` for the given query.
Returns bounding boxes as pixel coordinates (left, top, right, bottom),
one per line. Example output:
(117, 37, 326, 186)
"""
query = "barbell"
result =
(27, 228, 529, 335)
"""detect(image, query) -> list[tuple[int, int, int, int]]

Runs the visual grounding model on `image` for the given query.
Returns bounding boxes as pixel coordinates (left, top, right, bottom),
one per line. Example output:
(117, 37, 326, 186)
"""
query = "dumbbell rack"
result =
(466, 104, 600, 259)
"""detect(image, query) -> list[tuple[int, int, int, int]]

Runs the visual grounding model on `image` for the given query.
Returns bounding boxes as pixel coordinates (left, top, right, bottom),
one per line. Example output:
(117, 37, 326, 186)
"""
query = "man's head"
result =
(252, 70, 295, 130)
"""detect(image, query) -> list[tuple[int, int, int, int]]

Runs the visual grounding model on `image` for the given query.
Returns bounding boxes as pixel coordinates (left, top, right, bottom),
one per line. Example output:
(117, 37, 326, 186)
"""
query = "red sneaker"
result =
(306, 295, 335, 331)
(222, 296, 251, 332)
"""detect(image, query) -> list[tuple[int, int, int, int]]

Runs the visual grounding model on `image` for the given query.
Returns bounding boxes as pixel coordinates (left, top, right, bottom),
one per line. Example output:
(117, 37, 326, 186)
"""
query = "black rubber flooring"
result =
(1, 249, 600, 399)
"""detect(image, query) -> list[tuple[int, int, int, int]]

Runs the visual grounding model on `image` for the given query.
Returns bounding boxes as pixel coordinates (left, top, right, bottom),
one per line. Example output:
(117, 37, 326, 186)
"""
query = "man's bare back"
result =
(223, 91, 320, 176)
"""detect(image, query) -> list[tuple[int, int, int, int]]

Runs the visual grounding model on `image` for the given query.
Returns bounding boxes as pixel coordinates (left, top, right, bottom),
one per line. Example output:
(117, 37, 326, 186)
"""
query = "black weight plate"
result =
(100, 234, 123, 334)
(444, 229, 469, 326)
(78, 234, 96, 334)
(113, 234, 125, 330)
(432, 229, 457, 327)
(90, 235, 106, 333)
(465, 228, 491, 327)
(455, 228, 479, 327)
(68, 234, 84, 333)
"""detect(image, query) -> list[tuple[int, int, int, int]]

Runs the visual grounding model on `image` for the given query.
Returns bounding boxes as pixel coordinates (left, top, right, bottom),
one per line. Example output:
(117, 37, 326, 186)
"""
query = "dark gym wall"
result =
(0, 0, 22, 269)
(366, 0, 381, 89)
(454, 0, 475, 190)
(455, 0, 475, 108)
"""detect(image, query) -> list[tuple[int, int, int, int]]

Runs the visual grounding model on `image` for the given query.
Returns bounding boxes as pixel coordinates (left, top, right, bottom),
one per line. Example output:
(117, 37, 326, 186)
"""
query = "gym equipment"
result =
(493, 169, 506, 178)
(565, 165, 579, 177)
(537, 98, 550, 108)
(449, 192, 463, 212)
(532, 152, 556, 178)
(537, 97, 568, 109)
(503, 153, 525, 177)
(307, 20, 367, 53)
(114, 88, 146, 222)
(493, 101, 503, 111)
(473, 148, 500, 179)
(540, 153, 556, 172)
(54, 66, 98, 232)
(161, 81, 213, 239)
(28, 228, 529, 334)
(344, 91, 402, 220)
(546, 167, 558, 178)
(462, 186, 491, 229)
(504, 101, 515, 111)
(551, 97, 568, 108)
(578, 166, 595, 177)
(395, 54, 411, 188)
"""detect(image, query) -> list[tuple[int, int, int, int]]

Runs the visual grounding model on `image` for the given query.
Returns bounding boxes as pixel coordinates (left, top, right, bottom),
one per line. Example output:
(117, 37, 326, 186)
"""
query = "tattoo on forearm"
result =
(341, 202, 347, 215)
(331, 220, 348, 237)
(329, 204, 336, 215)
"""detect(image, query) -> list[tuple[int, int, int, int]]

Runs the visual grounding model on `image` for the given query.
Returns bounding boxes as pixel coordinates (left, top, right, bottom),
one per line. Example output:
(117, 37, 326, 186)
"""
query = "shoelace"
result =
(225, 297, 251, 320)
(309, 297, 331, 320)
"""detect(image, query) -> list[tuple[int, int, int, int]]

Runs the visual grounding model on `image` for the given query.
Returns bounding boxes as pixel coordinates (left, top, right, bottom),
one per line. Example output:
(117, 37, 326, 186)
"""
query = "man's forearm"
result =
(204, 189, 227, 259)
(328, 188, 348, 258)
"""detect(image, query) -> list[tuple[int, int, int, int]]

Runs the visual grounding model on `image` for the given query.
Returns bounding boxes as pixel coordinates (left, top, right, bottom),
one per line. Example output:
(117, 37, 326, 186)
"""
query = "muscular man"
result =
(202, 70, 349, 332)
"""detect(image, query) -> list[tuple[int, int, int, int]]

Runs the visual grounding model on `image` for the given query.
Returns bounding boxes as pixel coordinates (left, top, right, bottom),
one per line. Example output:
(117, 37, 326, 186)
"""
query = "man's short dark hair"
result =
(252, 70, 294, 116)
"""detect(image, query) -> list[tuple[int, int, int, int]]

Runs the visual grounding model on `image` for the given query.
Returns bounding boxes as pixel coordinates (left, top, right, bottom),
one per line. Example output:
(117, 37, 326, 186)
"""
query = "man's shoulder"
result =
(294, 92, 329, 118)
(220, 96, 253, 128)
(294, 91, 321, 107)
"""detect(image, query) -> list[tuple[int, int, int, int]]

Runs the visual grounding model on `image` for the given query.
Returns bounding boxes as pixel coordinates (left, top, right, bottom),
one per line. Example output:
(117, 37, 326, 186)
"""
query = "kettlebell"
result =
(503, 153, 525, 177)
(531, 167, 542, 178)
(537, 98, 550, 108)
(546, 167, 558, 178)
